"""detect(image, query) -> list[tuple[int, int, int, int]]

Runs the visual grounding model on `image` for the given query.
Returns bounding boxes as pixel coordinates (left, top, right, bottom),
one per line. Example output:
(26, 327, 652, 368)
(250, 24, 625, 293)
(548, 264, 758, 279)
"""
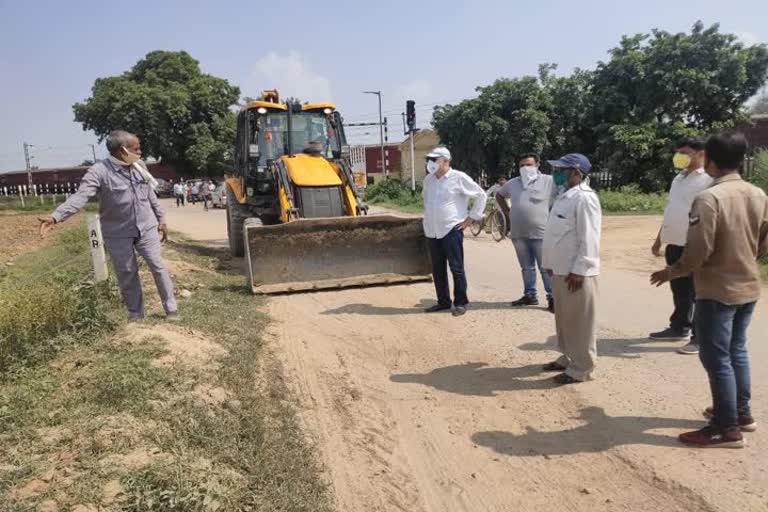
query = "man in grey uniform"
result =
(38, 130, 178, 321)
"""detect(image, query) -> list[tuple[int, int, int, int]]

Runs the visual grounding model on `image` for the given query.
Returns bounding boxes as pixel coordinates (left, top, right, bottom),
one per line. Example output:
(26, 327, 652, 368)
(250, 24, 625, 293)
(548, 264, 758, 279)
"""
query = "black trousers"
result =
(666, 244, 695, 336)
(428, 228, 468, 307)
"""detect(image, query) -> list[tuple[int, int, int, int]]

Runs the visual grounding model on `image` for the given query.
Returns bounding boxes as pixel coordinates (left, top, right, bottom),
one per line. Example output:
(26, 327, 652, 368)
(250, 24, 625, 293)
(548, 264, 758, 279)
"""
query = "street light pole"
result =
(88, 144, 97, 162)
(364, 90, 386, 176)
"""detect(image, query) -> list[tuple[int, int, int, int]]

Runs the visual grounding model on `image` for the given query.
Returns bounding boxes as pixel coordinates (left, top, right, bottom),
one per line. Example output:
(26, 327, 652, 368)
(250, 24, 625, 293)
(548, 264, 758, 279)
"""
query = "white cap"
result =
(426, 147, 451, 160)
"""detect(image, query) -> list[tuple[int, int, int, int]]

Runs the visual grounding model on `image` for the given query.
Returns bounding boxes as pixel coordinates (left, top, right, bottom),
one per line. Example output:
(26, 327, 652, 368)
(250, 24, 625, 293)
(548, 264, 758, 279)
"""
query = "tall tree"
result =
(591, 22, 768, 190)
(73, 51, 240, 176)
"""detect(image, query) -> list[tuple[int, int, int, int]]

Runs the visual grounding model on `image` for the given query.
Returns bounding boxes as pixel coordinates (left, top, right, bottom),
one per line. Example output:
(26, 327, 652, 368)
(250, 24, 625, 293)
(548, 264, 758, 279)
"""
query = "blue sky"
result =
(0, 0, 766, 171)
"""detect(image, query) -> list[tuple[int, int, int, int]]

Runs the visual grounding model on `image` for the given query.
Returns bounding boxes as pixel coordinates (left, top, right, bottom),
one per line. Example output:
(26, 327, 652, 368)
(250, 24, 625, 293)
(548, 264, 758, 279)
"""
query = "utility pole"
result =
(364, 90, 386, 177)
(88, 144, 97, 162)
(23, 142, 34, 189)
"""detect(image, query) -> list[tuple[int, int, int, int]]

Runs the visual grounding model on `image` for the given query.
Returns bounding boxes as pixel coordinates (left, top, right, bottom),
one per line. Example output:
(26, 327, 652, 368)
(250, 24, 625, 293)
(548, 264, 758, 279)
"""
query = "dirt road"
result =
(164, 199, 768, 512)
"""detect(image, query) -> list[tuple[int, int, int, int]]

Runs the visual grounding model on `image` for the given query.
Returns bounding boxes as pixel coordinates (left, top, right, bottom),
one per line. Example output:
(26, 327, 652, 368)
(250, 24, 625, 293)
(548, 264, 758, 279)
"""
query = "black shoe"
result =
(649, 327, 690, 341)
(542, 361, 567, 372)
(511, 295, 539, 307)
(553, 373, 581, 385)
(424, 303, 452, 313)
(547, 297, 555, 314)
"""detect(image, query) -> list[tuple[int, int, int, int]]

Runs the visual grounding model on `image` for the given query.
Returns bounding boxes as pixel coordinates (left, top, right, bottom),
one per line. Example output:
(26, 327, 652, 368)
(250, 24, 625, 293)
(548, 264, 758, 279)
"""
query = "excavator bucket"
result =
(243, 215, 433, 294)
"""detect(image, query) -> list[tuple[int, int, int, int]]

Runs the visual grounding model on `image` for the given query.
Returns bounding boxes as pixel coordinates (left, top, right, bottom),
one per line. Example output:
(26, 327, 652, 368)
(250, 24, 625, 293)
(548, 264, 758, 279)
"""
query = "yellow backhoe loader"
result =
(225, 90, 431, 294)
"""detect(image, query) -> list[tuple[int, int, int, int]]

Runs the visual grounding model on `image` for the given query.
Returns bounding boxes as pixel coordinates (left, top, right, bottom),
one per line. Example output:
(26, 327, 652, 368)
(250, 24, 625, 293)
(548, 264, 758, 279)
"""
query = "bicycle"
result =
(470, 203, 508, 242)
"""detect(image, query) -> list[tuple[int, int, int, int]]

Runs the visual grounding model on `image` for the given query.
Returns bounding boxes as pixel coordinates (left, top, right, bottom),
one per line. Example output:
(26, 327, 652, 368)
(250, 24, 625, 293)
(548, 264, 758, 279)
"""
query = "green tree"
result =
(433, 76, 553, 178)
(591, 22, 768, 190)
(433, 65, 594, 179)
(73, 51, 240, 176)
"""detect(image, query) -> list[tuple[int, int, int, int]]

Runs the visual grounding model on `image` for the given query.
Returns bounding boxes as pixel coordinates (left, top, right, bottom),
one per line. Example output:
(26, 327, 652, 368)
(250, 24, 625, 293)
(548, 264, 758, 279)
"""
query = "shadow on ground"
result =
(472, 406, 705, 455)
(390, 362, 559, 396)
(323, 299, 550, 316)
(519, 335, 683, 359)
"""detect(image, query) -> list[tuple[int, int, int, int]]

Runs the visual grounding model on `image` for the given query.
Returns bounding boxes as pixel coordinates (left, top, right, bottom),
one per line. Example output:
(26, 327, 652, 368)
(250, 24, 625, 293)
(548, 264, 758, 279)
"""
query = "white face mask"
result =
(519, 165, 538, 180)
(426, 160, 438, 174)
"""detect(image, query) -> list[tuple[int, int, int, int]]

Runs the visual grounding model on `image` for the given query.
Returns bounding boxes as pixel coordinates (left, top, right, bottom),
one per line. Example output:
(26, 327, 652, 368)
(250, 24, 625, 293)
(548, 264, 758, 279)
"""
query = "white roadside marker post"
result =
(87, 214, 108, 282)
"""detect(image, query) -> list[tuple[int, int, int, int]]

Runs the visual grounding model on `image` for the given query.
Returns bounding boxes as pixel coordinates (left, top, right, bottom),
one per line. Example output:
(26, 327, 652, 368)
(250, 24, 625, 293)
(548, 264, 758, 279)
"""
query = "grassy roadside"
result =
(371, 198, 663, 216)
(365, 182, 665, 216)
(0, 196, 98, 215)
(0, 230, 333, 511)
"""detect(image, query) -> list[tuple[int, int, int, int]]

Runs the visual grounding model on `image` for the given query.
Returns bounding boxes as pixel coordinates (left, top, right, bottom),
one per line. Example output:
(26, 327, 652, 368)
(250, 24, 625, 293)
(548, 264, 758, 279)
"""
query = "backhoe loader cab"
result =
(225, 90, 431, 294)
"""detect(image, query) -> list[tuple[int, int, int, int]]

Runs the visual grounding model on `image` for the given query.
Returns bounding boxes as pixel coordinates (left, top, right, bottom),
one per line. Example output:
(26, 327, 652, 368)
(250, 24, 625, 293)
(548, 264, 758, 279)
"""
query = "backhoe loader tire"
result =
(226, 187, 250, 257)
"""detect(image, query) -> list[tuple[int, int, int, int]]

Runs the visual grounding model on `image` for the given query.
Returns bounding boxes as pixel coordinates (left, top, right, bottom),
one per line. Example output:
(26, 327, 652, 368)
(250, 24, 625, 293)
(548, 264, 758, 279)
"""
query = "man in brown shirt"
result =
(651, 132, 768, 448)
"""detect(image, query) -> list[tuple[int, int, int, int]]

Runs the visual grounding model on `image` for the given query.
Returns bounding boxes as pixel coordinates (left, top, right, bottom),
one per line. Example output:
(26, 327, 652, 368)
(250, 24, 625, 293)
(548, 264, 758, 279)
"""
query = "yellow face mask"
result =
(672, 152, 691, 170)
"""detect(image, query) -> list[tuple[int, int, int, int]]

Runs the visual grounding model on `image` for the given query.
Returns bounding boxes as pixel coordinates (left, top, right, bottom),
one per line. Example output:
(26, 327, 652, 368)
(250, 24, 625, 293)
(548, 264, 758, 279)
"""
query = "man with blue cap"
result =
(541, 153, 602, 384)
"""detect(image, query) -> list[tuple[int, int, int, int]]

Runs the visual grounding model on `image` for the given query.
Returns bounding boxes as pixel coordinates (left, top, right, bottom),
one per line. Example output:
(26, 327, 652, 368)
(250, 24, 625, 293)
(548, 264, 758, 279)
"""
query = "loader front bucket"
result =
(244, 215, 433, 294)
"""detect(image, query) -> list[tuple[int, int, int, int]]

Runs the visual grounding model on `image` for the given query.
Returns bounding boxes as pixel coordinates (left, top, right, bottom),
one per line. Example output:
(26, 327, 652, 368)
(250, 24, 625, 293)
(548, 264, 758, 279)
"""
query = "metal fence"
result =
(0, 182, 80, 197)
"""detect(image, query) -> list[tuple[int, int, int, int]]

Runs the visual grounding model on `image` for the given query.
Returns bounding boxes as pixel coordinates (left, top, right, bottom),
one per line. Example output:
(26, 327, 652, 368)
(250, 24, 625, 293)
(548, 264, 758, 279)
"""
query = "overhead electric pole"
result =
(23, 142, 34, 189)
(88, 144, 97, 162)
(364, 90, 386, 176)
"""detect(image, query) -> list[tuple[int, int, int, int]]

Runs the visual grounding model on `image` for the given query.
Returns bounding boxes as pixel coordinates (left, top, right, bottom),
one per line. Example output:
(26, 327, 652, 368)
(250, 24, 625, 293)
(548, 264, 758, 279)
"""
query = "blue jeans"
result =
(428, 228, 468, 307)
(695, 300, 755, 428)
(511, 238, 552, 299)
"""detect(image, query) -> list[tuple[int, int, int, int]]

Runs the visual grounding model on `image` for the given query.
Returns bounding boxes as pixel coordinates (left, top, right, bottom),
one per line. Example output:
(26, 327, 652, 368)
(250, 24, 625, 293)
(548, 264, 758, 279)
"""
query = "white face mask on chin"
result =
(426, 160, 438, 174)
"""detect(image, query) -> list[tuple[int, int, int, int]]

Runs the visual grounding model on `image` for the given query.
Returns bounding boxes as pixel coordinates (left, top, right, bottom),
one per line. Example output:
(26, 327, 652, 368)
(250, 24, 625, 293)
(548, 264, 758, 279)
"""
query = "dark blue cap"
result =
(547, 153, 592, 173)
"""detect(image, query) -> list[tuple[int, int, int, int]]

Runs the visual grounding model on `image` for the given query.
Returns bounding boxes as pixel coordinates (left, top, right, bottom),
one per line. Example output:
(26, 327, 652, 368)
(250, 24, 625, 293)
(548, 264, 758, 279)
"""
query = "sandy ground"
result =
(164, 199, 768, 512)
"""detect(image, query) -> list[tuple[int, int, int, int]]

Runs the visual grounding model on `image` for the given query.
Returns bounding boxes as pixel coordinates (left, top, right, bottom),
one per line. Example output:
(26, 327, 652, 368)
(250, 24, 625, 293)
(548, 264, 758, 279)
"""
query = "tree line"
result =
(72, 23, 767, 188)
(433, 22, 768, 192)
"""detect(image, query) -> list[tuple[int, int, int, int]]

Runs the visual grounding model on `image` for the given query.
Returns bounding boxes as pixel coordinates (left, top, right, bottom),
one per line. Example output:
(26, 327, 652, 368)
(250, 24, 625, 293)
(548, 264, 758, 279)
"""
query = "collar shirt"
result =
(422, 169, 487, 239)
(660, 168, 713, 246)
(542, 184, 602, 276)
(669, 174, 768, 305)
(496, 173, 555, 240)
(52, 159, 165, 238)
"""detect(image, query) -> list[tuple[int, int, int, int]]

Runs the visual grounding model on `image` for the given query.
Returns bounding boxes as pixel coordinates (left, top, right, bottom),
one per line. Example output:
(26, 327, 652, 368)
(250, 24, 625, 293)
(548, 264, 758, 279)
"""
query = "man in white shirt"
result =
(173, 181, 186, 207)
(542, 153, 602, 384)
(650, 138, 713, 355)
(496, 153, 556, 312)
(422, 147, 487, 316)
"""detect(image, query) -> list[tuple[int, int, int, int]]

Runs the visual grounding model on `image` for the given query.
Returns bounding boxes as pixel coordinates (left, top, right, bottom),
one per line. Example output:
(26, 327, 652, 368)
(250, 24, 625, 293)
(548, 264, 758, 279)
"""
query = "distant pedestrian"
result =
(542, 153, 601, 384)
(173, 180, 186, 207)
(650, 138, 713, 354)
(421, 147, 487, 317)
(485, 176, 508, 199)
(202, 179, 214, 211)
(651, 132, 766, 449)
(496, 153, 556, 312)
(188, 183, 196, 205)
(38, 130, 179, 322)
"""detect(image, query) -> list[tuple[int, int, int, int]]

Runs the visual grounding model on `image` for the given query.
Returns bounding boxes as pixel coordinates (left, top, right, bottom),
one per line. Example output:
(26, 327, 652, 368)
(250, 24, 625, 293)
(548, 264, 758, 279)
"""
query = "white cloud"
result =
(735, 31, 762, 47)
(251, 51, 332, 102)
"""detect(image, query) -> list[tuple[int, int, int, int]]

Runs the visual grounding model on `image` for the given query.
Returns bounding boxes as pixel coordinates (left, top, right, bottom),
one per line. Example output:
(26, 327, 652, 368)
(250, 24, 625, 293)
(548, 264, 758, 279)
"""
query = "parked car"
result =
(210, 183, 228, 208)
(154, 178, 174, 198)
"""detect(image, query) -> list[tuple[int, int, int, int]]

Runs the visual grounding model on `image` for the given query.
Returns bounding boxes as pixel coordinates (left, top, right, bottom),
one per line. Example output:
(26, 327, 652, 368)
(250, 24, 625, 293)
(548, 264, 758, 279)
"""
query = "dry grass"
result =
(0, 235, 333, 512)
